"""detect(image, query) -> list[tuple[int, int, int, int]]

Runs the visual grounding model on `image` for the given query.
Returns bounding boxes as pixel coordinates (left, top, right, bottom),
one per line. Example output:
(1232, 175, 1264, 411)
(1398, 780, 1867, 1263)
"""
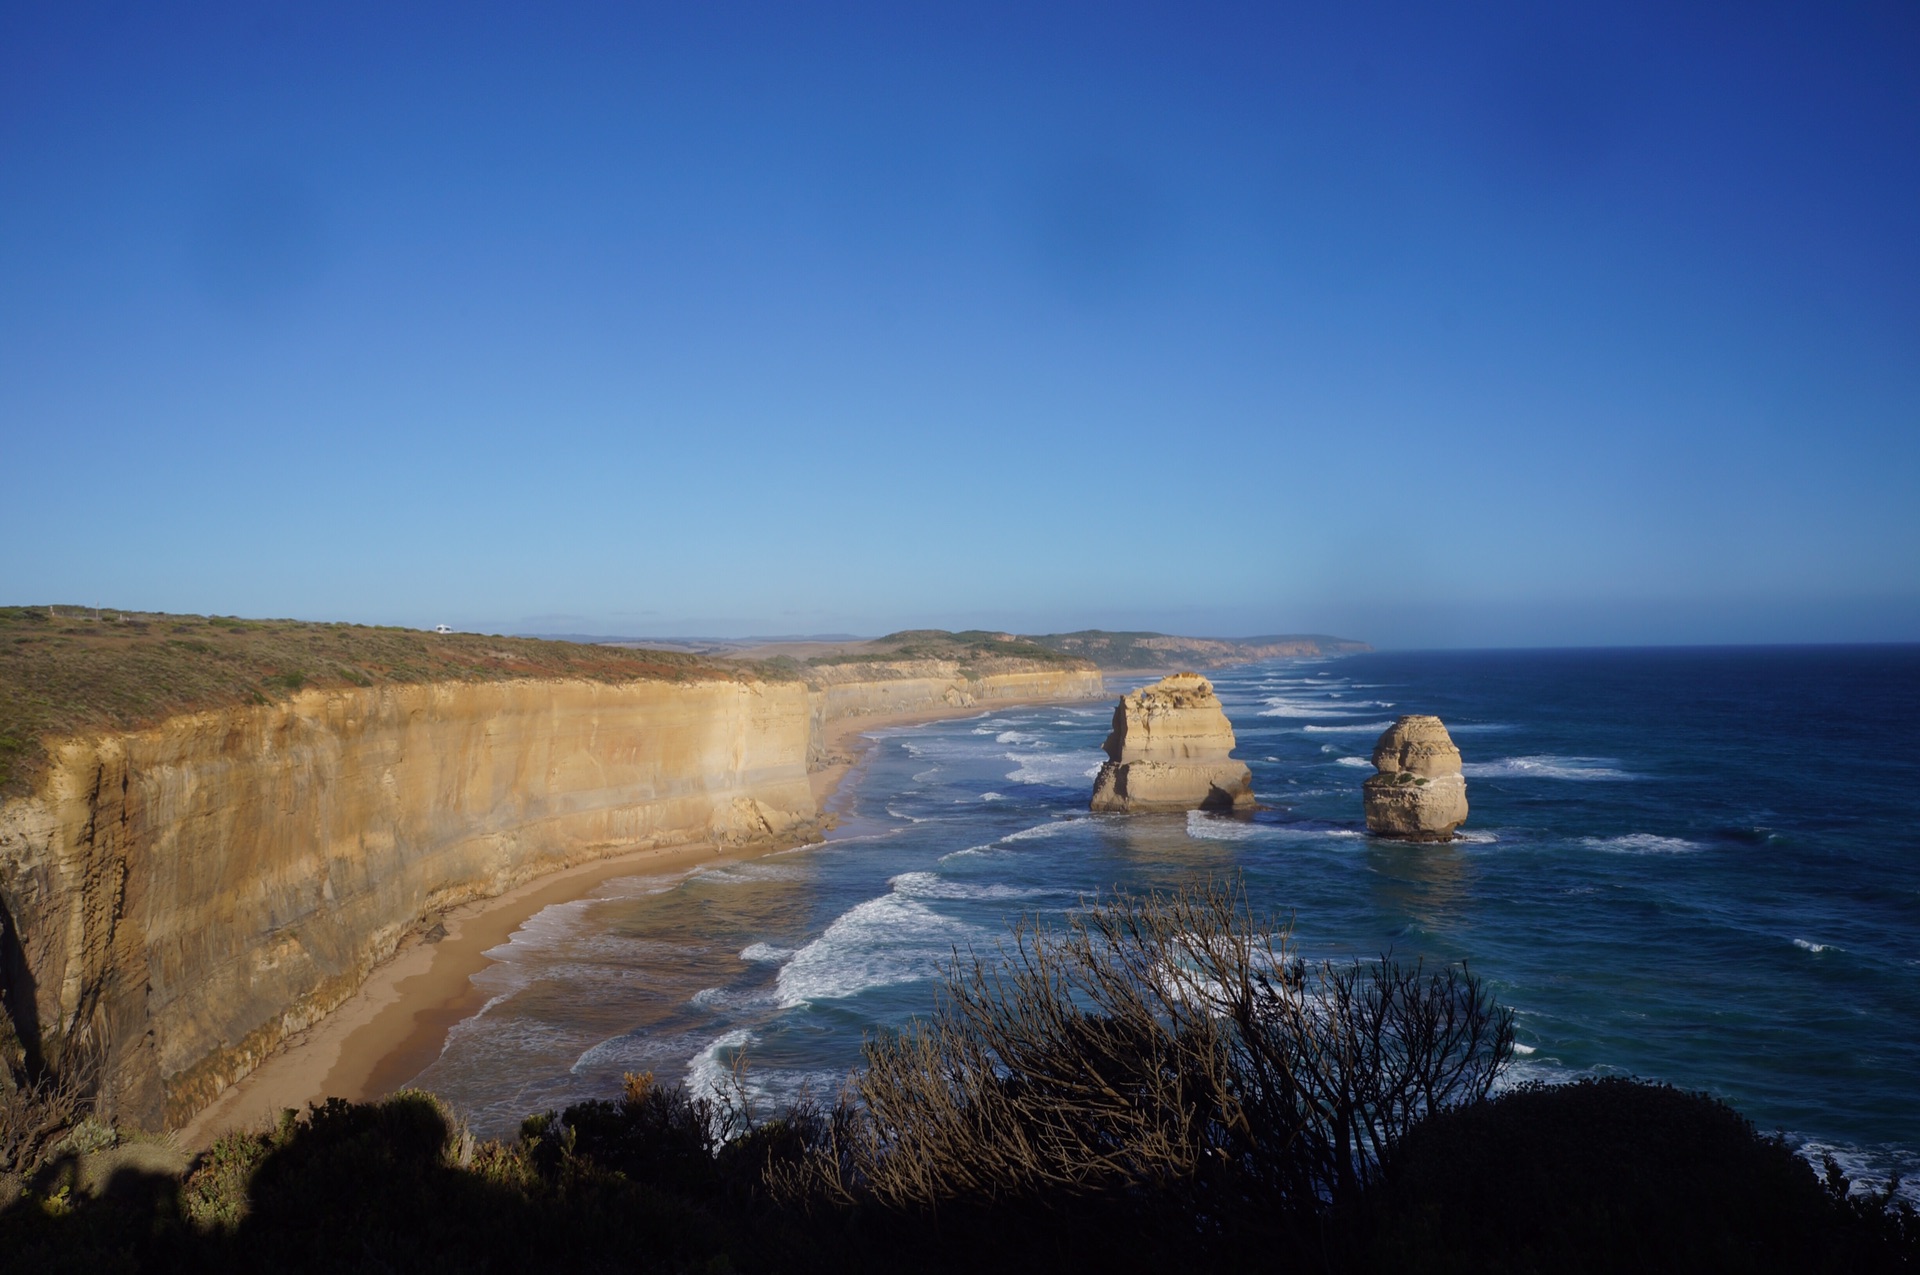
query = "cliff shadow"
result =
(0, 891, 45, 1080)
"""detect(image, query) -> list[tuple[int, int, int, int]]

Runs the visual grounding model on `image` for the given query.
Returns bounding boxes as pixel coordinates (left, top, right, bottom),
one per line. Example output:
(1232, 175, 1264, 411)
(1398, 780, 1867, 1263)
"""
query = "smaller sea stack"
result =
(1363, 715, 1469, 841)
(1090, 673, 1255, 813)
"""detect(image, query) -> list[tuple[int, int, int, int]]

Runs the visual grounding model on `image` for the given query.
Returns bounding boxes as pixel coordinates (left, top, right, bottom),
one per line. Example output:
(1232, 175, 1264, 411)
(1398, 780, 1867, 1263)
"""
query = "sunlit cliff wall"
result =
(0, 665, 1101, 1131)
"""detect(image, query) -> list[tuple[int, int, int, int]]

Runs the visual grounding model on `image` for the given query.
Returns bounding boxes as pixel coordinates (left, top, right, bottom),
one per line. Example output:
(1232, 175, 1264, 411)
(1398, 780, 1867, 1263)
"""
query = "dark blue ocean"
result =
(408, 646, 1920, 1193)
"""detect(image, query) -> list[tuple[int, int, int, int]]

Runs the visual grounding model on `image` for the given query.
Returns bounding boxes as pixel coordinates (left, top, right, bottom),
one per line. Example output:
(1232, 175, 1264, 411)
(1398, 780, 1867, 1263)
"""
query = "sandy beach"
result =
(179, 699, 1073, 1149)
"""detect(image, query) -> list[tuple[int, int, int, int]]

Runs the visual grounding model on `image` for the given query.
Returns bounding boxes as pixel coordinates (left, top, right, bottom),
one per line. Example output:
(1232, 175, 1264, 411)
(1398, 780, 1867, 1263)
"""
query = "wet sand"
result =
(179, 699, 1065, 1148)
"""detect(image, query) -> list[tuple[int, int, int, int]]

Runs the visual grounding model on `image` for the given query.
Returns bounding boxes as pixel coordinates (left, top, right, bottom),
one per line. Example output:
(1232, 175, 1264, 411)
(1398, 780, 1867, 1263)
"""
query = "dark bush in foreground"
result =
(1360, 1076, 1920, 1274)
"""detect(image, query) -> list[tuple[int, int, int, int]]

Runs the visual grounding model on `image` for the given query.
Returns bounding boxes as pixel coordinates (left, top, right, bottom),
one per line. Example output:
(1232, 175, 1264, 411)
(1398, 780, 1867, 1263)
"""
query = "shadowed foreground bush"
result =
(1362, 1075, 1920, 1274)
(2, 882, 1915, 1272)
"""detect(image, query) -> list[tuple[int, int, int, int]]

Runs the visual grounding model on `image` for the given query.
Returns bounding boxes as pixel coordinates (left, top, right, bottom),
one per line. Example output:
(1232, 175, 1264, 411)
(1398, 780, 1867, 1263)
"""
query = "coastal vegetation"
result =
(0, 606, 779, 796)
(4, 882, 1913, 1271)
(1022, 630, 1373, 671)
(809, 629, 1078, 665)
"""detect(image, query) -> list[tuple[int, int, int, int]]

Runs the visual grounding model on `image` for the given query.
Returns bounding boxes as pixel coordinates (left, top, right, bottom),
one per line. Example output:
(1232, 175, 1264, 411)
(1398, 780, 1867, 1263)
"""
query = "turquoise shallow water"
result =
(407, 646, 1920, 1191)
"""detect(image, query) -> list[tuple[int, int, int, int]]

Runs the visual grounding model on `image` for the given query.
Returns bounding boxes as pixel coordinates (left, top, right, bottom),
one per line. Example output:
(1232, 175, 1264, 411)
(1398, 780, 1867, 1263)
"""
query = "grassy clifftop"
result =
(799, 629, 1082, 671)
(0, 607, 778, 797)
(1022, 630, 1371, 671)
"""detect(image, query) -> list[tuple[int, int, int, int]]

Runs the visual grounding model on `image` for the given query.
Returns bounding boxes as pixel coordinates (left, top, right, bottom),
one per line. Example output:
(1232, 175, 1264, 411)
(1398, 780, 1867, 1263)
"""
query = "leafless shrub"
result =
(0, 1044, 100, 1188)
(773, 877, 1512, 1226)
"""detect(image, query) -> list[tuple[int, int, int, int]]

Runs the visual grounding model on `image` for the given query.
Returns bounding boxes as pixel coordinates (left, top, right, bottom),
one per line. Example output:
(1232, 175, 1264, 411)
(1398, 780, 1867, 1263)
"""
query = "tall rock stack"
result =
(1090, 673, 1255, 813)
(1363, 715, 1469, 841)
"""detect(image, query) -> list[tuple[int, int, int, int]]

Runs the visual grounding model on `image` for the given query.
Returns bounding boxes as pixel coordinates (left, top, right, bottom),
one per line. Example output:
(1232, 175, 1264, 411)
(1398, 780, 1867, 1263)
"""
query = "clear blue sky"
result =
(3, 2, 1916, 647)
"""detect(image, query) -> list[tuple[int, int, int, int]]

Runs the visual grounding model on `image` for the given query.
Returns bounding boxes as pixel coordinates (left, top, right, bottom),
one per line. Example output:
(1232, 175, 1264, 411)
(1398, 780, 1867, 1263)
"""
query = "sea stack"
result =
(1362, 715, 1469, 841)
(1090, 673, 1255, 813)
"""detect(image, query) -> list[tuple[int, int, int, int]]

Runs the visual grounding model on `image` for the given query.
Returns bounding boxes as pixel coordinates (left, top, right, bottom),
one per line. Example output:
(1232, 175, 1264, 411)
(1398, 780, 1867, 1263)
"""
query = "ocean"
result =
(404, 646, 1920, 1193)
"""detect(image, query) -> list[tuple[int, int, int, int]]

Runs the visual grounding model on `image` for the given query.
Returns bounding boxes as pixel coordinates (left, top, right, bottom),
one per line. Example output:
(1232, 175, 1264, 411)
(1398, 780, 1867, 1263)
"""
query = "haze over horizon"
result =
(4, 3, 1916, 650)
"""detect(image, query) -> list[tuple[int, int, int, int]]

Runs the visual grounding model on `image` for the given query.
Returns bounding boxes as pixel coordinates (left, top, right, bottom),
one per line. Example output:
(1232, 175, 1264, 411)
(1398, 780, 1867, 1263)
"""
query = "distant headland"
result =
(554, 627, 1374, 672)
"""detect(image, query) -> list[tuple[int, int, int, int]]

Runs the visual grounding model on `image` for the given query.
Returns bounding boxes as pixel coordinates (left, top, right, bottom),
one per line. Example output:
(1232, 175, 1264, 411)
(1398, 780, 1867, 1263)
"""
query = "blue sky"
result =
(3, 2, 1916, 647)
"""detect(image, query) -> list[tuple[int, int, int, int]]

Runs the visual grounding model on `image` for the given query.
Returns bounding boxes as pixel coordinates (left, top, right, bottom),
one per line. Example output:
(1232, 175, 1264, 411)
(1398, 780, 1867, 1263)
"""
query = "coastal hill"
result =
(1023, 630, 1371, 670)
(614, 627, 1372, 673)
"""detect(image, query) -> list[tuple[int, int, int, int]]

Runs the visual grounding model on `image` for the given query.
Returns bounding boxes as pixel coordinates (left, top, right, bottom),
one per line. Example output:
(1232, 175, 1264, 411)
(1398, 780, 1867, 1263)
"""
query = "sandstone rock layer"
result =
(0, 666, 1104, 1131)
(1362, 715, 1468, 841)
(1090, 673, 1254, 813)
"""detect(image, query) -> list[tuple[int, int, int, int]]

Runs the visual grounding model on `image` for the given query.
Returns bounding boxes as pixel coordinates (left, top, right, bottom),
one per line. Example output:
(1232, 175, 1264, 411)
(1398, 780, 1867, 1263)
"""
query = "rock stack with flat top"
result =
(1090, 673, 1255, 813)
(1363, 715, 1469, 841)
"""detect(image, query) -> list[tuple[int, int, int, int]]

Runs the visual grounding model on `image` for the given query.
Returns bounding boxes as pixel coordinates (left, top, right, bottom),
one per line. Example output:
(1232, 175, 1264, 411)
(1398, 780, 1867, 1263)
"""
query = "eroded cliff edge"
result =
(0, 649, 1101, 1132)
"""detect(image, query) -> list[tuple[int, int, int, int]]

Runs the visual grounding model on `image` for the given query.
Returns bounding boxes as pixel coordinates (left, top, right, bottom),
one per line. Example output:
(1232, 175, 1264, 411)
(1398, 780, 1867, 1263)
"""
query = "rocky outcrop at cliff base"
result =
(1091, 673, 1254, 813)
(1362, 715, 1468, 841)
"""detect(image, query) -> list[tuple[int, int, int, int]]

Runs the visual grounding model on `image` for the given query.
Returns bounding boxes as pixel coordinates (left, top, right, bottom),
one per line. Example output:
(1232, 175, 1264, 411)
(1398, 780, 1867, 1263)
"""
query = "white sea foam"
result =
(1452, 830, 1499, 844)
(741, 941, 795, 964)
(1793, 938, 1840, 954)
(996, 730, 1039, 744)
(981, 791, 1005, 802)
(1301, 722, 1394, 734)
(1467, 756, 1635, 781)
(889, 870, 1055, 902)
(1793, 1138, 1920, 1204)
(884, 804, 931, 823)
(591, 871, 696, 900)
(686, 1028, 753, 1099)
(1185, 813, 1263, 841)
(692, 860, 808, 887)
(1511, 1042, 1537, 1056)
(566, 1029, 698, 1078)
(1185, 811, 1365, 842)
(774, 893, 978, 1008)
(1259, 698, 1371, 718)
(1579, 833, 1700, 854)
(1005, 750, 1105, 785)
(1002, 816, 1093, 842)
(1336, 756, 1372, 768)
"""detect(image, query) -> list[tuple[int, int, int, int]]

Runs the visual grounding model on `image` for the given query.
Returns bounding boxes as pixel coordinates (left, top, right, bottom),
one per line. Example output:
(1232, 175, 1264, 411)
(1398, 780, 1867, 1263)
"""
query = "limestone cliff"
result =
(0, 663, 1103, 1131)
(1362, 715, 1469, 841)
(1089, 673, 1254, 813)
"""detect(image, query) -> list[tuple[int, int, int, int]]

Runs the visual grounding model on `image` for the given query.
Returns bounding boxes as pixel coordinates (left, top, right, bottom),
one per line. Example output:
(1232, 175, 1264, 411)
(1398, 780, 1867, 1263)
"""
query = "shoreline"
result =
(179, 694, 1092, 1149)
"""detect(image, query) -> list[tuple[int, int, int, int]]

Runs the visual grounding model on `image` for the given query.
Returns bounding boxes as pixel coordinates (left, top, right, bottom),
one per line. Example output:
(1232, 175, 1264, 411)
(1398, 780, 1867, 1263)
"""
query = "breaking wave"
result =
(1466, 756, 1635, 781)
(774, 892, 977, 1008)
(1005, 750, 1105, 785)
(1579, 833, 1700, 854)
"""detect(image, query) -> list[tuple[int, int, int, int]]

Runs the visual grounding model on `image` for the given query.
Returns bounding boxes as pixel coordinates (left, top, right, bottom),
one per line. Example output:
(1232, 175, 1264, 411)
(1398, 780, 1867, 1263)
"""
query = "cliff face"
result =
(1089, 673, 1254, 813)
(0, 677, 818, 1129)
(1362, 715, 1469, 841)
(0, 664, 1102, 1131)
